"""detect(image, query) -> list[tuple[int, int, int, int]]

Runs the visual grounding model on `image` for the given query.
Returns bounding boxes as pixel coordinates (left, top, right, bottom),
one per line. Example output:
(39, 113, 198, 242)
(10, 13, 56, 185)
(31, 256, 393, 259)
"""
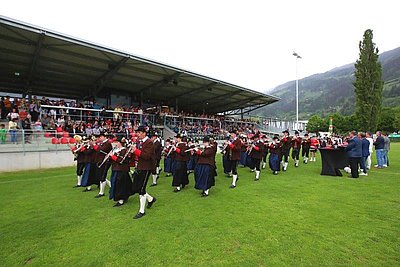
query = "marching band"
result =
(68, 127, 320, 219)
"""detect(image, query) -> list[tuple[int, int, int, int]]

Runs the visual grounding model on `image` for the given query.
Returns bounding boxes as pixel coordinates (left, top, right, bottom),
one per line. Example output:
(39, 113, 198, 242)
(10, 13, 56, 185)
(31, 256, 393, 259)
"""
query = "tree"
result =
(306, 115, 326, 133)
(353, 29, 384, 132)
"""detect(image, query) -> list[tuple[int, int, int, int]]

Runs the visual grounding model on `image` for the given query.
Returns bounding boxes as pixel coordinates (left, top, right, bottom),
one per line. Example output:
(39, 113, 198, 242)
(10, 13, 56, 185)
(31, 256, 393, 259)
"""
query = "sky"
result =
(2, 0, 399, 93)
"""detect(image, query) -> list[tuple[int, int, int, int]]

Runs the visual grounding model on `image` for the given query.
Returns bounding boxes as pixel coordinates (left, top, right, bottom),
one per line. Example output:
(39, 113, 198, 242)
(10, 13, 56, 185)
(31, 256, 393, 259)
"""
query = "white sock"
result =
(262, 162, 266, 168)
(77, 175, 82, 186)
(295, 160, 299, 165)
(118, 199, 124, 204)
(139, 195, 146, 214)
(204, 189, 209, 195)
(145, 193, 153, 202)
(106, 179, 111, 187)
(255, 170, 260, 179)
(305, 157, 308, 163)
(99, 181, 106, 195)
(152, 174, 157, 185)
(156, 167, 160, 175)
(232, 174, 238, 186)
(176, 186, 181, 191)
(87, 186, 91, 190)
(284, 162, 288, 169)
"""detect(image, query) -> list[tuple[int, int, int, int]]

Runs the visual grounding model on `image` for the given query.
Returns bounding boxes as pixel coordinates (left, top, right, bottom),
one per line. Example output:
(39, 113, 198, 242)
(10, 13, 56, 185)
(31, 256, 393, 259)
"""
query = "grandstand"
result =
(0, 15, 286, 171)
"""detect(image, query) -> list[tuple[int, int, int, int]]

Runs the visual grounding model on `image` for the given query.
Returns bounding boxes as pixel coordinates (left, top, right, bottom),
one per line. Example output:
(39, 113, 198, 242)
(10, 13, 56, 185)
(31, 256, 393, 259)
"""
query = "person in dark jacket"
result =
(358, 132, 370, 176)
(373, 131, 385, 168)
(344, 131, 362, 178)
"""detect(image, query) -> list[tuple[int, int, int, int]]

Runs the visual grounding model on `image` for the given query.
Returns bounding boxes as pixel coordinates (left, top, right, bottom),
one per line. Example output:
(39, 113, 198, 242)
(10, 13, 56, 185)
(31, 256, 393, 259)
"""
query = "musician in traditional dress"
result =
(194, 136, 217, 197)
(109, 135, 134, 207)
(261, 135, 270, 169)
(131, 125, 157, 219)
(171, 133, 189, 192)
(93, 131, 113, 198)
(290, 131, 302, 167)
(269, 136, 282, 175)
(70, 135, 85, 187)
(280, 130, 292, 171)
(163, 139, 174, 176)
(227, 129, 242, 189)
(301, 133, 311, 163)
(81, 136, 98, 192)
(150, 131, 162, 187)
(186, 138, 197, 174)
(248, 132, 264, 181)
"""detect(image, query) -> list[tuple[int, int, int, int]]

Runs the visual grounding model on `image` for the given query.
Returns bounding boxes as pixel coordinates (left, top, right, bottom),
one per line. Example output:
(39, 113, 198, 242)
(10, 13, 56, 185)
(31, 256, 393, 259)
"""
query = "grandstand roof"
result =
(0, 15, 279, 114)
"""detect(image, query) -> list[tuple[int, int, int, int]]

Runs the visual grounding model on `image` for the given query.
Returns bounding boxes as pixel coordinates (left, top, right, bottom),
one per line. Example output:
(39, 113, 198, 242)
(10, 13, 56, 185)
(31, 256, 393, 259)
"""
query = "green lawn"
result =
(1, 145, 399, 266)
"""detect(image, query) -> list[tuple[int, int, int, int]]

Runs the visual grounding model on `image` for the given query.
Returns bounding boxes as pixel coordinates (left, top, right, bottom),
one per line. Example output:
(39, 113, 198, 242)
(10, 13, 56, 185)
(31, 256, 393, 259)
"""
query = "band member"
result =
(171, 134, 189, 192)
(280, 130, 292, 171)
(130, 125, 157, 219)
(310, 135, 320, 162)
(239, 135, 248, 167)
(222, 136, 232, 176)
(248, 132, 264, 181)
(291, 131, 302, 167)
(269, 136, 282, 175)
(194, 136, 217, 197)
(81, 136, 98, 192)
(301, 133, 311, 163)
(262, 135, 270, 169)
(186, 138, 197, 174)
(70, 135, 85, 187)
(163, 139, 174, 176)
(109, 135, 134, 207)
(150, 131, 162, 187)
(227, 129, 242, 189)
(93, 132, 113, 198)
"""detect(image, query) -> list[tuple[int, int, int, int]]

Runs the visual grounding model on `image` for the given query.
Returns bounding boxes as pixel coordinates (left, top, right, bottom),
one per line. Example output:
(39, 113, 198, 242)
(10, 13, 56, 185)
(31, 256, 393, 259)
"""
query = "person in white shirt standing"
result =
(365, 132, 374, 170)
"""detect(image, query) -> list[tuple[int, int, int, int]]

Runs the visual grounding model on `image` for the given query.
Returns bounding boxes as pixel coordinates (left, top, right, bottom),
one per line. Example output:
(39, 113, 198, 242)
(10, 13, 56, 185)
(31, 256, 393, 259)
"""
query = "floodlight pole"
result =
(293, 52, 302, 131)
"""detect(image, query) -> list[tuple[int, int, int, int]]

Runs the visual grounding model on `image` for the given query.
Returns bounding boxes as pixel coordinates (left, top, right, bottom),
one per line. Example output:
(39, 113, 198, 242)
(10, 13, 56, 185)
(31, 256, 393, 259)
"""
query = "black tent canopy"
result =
(0, 15, 279, 114)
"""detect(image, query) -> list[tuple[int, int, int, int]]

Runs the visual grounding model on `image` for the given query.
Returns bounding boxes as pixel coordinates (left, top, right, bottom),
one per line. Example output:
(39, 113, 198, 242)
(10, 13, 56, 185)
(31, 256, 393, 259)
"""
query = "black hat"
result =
(99, 131, 108, 137)
(135, 125, 148, 133)
(251, 133, 260, 139)
(273, 136, 279, 140)
(304, 133, 309, 137)
(115, 135, 126, 143)
(203, 136, 210, 142)
(175, 133, 183, 138)
(294, 131, 299, 135)
(229, 129, 238, 134)
(282, 130, 289, 134)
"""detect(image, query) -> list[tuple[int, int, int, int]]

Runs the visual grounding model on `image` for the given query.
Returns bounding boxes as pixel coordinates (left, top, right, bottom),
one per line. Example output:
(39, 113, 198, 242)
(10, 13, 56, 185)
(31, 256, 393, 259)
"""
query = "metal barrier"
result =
(0, 129, 72, 154)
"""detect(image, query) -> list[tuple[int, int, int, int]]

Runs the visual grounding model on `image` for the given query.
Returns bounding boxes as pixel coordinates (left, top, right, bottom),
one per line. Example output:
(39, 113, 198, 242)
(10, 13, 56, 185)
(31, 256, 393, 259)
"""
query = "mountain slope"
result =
(256, 47, 400, 119)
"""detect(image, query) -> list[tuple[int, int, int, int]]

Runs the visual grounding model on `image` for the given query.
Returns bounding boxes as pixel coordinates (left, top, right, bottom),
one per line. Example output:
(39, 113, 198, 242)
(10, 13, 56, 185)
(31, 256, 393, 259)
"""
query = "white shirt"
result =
(366, 137, 373, 153)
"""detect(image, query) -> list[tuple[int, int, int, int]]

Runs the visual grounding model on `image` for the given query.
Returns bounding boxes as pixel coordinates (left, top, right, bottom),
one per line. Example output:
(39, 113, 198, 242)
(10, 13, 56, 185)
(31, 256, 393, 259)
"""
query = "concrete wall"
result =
(0, 150, 75, 172)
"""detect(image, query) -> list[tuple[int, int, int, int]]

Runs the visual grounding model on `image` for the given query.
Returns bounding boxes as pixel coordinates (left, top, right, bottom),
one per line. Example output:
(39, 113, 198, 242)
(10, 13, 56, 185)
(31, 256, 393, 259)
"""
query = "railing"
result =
(0, 129, 72, 154)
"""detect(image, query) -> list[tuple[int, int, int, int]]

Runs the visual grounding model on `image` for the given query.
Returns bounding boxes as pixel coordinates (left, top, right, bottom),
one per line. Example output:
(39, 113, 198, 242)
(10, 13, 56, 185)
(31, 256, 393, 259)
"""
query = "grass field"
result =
(1, 145, 399, 266)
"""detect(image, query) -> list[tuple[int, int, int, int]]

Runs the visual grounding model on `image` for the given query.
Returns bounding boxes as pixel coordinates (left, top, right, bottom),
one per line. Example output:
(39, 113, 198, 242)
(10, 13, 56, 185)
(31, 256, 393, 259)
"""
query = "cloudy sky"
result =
(2, 0, 399, 92)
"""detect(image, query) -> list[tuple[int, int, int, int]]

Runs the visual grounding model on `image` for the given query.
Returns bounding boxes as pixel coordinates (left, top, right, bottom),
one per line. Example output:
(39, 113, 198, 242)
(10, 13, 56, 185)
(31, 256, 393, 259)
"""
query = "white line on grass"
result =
(0, 174, 71, 184)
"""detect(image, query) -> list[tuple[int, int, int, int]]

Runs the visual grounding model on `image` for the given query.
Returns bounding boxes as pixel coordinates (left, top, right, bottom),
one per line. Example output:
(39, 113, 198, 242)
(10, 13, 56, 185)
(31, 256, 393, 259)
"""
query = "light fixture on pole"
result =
(293, 51, 302, 131)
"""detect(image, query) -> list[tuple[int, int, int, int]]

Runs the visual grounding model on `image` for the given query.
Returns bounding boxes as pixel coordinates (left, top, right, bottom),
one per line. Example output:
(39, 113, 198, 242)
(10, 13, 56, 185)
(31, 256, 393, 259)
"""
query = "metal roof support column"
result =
(241, 108, 244, 120)
(175, 98, 178, 113)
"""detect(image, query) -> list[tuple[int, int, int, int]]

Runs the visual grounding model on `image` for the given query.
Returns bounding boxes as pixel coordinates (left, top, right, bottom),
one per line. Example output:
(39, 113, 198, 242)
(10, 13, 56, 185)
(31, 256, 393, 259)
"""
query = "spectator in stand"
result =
(41, 114, 50, 129)
(0, 124, 6, 144)
(85, 124, 93, 136)
(29, 99, 40, 122)
(46, 118, 56, 130)
(373, 131, 385, 169)
(33, 119, 43, 132)
(8, 118, 18, 144)
(7, 108, 20, 122)
(383, 133, 390, 167)
(3, 96, 12, 119)
(0, 97, 5, 119)
(21, 115, 32, 144)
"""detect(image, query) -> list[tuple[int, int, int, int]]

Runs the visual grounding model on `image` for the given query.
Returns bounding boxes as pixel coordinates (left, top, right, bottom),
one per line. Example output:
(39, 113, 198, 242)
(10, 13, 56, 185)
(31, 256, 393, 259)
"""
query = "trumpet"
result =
(185, 145, 203, 153)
